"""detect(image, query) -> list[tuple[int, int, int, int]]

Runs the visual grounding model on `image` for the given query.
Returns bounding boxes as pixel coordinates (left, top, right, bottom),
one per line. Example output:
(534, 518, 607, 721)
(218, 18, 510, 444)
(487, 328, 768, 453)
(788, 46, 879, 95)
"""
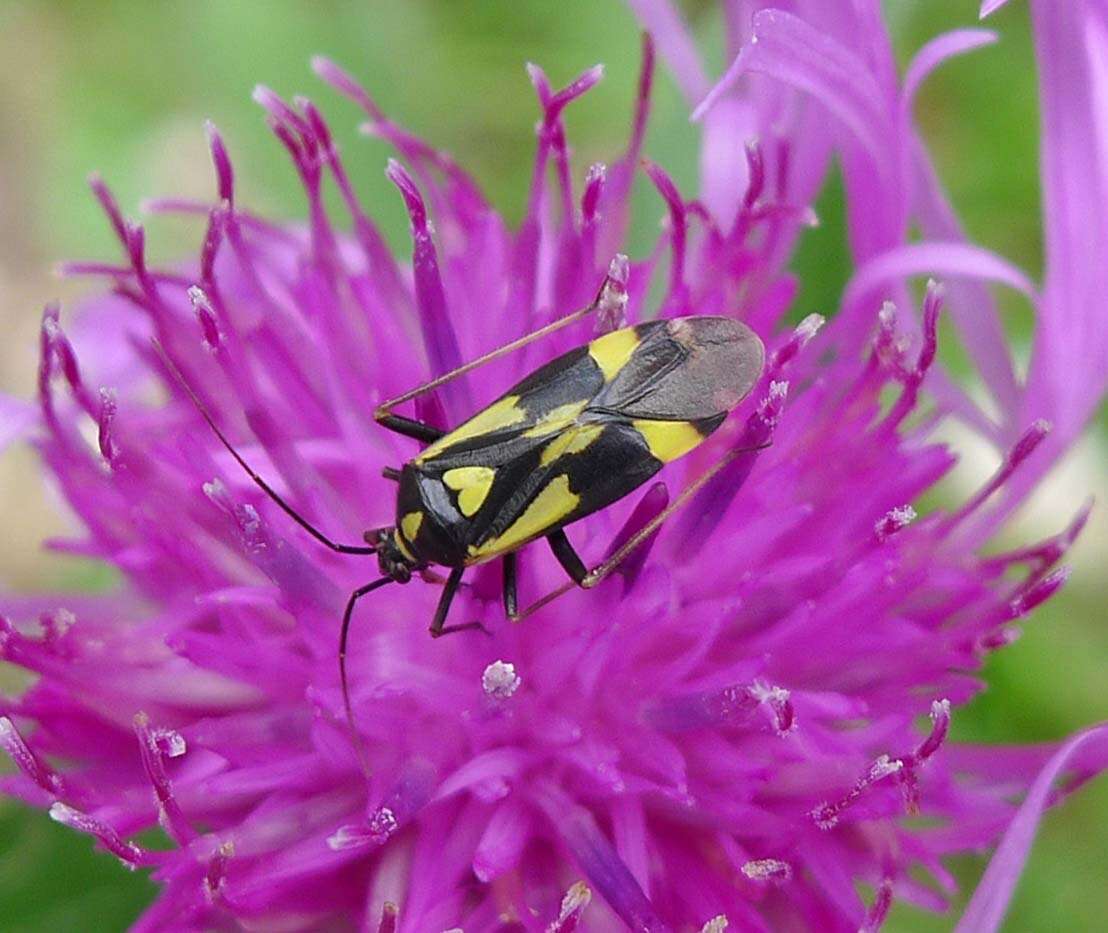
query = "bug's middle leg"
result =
(502, 552, 519, 620)
(429, 566, 489, 637)
(498, 530, 585, 623)
(513, 442, 773, 623)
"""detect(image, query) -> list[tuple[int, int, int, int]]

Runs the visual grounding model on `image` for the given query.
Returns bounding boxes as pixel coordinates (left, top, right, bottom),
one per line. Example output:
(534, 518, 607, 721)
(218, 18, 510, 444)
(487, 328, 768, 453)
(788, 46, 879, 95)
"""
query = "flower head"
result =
(2, 3, 1107, 931)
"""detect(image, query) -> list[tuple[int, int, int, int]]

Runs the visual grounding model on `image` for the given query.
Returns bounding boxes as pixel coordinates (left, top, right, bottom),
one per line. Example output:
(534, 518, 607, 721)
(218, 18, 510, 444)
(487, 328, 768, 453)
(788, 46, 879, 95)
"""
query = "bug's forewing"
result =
(593, 317, 765, 420)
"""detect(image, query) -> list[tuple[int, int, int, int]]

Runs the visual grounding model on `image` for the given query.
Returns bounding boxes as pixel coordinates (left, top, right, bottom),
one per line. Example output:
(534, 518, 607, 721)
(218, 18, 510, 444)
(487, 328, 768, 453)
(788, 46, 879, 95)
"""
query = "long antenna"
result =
(339, 576, 394, 778)
(153, 340, 377, 555)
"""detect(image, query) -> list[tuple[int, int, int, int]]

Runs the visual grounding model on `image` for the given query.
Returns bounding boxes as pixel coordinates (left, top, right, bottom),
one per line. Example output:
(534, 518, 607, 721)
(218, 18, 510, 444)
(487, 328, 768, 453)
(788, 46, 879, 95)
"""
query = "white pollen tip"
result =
(701, 916, 729, 933)
(796, 313, 825, 342)
(871, 754, 903, 779)
(159, 729, 187, 758)
(741, 857, 792, 882)
(327, 824, 368, 851)
(482, 660, 521, 699)
(53, 608, 77, 633)
(550, 881, 591, 929)
(608, 253, 630, 284)
(48, 801, 79, 825)
(879, 300, 897, 325)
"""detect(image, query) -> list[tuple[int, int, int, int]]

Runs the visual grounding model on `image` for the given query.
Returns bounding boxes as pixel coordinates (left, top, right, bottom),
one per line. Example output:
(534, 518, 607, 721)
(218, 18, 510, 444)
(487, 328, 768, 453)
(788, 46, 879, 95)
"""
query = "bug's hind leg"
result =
(511, 440, 775, 622)
(547, 530, 587, 585)
(429, 566, 491, 638)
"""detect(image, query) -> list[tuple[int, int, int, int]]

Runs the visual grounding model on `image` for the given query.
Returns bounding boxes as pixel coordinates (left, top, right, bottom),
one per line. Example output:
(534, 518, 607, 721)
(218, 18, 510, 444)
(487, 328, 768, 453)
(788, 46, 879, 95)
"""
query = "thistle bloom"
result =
(3, 2, 1107, 930)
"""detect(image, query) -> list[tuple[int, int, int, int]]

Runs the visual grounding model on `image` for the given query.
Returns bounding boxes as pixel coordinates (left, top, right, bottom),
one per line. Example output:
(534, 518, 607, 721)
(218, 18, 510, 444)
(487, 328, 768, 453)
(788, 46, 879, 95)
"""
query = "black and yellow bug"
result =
(163, 263, 764, 758)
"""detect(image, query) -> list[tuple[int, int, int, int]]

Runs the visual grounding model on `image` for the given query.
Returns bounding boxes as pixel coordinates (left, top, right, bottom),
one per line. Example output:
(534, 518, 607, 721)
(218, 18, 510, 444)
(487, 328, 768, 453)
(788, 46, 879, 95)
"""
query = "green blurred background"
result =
(0, 2, 1103, 930)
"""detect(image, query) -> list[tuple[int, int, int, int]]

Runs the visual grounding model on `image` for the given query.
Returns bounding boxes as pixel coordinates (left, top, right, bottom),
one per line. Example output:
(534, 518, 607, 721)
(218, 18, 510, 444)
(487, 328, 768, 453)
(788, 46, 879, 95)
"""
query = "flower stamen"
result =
(134, 712, 195, 845)
(0, 716, 66, 798)
(741, 858, 793, 883)
(547, 881, 592, 932)
(48, 802, 149, 870)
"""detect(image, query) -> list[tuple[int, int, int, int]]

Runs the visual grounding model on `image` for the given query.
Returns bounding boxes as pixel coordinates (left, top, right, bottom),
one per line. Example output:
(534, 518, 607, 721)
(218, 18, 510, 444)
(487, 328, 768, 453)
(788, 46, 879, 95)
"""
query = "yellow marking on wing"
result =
(588, 327, 641, 382)
(521, 400, 589, 438)
(443, 466, 497, 517)
(539, 422, 605, 467)
(470, 474, 579, 560)
(416, 395, 526, 462)
(632, 419, 706, 463)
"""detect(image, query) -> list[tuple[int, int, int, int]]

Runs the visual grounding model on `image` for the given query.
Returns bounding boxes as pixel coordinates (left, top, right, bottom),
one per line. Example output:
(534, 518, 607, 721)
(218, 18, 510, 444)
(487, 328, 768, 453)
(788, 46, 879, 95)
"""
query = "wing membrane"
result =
(592, 317, 763, 420)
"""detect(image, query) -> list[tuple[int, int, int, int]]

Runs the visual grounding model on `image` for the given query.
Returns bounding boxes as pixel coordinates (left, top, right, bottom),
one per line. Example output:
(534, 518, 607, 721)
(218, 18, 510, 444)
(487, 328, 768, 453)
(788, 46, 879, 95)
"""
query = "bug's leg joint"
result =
(547, 530, 589, 587)
(430, 620, 493, 638)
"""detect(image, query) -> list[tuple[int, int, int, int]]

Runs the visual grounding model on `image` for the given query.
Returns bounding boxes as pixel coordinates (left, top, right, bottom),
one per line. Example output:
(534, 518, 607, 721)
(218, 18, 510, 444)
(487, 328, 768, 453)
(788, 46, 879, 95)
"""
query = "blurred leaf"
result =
(0, 803, 156, 931)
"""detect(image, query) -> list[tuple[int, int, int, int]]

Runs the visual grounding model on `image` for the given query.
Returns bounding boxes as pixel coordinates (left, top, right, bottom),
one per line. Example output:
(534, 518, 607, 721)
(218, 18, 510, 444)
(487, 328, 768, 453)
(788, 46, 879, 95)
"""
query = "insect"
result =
(162, 259, 765, 760)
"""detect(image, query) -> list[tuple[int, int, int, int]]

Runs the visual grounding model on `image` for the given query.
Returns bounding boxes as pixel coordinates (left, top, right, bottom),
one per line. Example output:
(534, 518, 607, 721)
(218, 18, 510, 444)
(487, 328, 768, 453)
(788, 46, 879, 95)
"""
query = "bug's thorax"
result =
(391, 464, 472, 569)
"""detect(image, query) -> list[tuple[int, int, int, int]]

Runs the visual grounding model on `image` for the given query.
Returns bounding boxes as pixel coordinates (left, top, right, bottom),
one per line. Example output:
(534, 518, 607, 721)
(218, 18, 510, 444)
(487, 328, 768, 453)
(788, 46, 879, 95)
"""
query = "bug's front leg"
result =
(428, 566, 490, 637)
(376, 413, 446, 443)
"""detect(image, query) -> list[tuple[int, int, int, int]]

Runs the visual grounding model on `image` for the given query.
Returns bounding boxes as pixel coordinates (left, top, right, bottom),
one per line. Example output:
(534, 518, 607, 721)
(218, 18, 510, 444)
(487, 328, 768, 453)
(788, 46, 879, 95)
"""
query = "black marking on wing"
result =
(418, 345, 604, 470)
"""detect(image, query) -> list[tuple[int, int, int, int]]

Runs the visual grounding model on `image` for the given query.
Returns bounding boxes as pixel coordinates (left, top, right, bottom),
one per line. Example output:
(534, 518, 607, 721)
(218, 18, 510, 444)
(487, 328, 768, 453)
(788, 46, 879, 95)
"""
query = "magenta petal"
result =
(903, 29, 998, 105)
(1022, 1, 1108, 442)
(956, 724, 1108, 933)
(695, 10, 887, 165)
(4, 5, 1106, 930)
(0, 395, 37, 453)
(624, 0, 710, 104)
(536, 785, 669, 933)
(979, 0, 1011, 19)
(385, 158, 469, 413)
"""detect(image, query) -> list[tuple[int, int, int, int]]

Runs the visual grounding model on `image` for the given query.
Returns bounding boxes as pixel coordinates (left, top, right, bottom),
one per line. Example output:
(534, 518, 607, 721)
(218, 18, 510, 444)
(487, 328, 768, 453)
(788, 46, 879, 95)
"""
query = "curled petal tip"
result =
(979, 0, 1010, 20)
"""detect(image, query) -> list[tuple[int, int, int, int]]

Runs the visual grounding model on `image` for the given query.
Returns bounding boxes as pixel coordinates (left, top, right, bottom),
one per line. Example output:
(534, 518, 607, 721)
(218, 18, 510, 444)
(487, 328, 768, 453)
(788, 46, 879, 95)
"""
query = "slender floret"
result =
(2, 3, 1106, 931)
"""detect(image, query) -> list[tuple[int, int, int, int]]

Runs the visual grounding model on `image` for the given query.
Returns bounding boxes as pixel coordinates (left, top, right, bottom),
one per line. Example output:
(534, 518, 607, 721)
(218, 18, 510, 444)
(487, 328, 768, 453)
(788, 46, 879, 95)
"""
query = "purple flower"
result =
(3, 2, 1107, 930)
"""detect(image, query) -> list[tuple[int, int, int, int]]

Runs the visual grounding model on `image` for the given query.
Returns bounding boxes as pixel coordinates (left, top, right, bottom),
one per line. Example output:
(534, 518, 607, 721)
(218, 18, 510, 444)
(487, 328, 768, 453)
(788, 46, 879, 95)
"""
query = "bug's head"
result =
(364, 527, 418, 583)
